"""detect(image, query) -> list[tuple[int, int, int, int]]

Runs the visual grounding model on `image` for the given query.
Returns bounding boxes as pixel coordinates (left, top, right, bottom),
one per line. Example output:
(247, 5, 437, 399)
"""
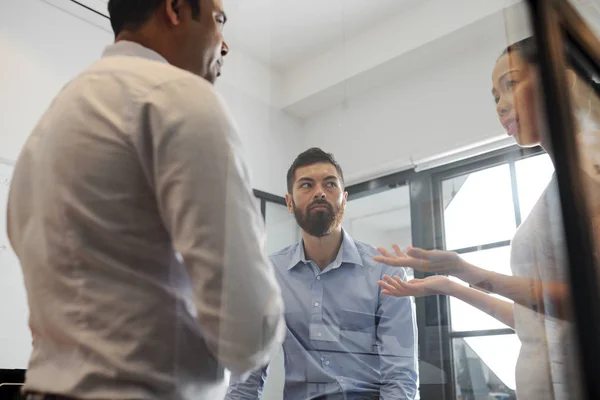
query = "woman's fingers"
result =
(406, 246, 428, 259)
(379, 275, 420, 297)
(392, 244, 406, 257)
(376, 247, 394, 258)
(383, 274, 402, 288)
(374, 246, 412, 267)
(377, 280, 397, 293)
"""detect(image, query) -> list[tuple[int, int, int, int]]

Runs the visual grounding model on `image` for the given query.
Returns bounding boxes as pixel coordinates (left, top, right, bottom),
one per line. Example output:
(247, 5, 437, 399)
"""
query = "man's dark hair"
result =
(286, 148, 344, 194)
(107, 0, 200, 37)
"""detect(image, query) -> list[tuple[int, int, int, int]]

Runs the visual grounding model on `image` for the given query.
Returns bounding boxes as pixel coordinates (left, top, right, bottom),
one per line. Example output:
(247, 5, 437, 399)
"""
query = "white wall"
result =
(217, 83, 303, 194)
(300, 31, 509, 184)
(0, 0, 112, 162)
(0, 0, 301, 194)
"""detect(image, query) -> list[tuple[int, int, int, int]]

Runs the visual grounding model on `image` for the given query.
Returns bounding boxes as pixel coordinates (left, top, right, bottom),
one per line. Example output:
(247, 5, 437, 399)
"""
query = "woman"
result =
(375, 37, 600, 400)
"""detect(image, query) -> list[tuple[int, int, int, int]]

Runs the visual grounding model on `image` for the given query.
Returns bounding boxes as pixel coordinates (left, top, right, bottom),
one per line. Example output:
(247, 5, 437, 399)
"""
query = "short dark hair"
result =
(500, 37, 538, 65)
(107, 0, 200, 37)
(286, 148, 344, 194)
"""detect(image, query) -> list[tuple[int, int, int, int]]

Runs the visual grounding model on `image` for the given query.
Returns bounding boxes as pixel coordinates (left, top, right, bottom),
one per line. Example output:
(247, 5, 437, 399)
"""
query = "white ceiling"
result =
(65, 0, 423, 73)
(224, 0, 421, 71)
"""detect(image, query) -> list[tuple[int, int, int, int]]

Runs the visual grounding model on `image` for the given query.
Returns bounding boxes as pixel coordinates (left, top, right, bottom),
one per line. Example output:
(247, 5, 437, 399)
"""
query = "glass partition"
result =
(3, 0, 600, 399)
(265, 202, 300, 255)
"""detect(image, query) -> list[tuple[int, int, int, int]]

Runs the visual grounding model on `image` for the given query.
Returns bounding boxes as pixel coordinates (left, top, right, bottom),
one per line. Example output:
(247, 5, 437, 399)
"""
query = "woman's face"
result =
(492, 51, 541, 147)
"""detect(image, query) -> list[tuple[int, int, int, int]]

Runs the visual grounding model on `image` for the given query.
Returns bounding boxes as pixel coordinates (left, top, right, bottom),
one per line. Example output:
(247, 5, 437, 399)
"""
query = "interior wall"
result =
(300, 35, 508, 184)
(0, 0, 302, 195)
(217, 83, 303, 195)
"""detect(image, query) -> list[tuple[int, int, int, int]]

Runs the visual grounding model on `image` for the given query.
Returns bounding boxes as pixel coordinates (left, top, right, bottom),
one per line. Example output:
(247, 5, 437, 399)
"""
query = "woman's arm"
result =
(377, 275, 515, 328)
(457, 263, 569, 319)
(375, 245, 570, 320)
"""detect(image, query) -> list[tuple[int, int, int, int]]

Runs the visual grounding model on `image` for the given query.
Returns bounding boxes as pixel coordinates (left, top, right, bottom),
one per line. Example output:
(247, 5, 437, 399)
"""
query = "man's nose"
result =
(313, 189, 326, 199)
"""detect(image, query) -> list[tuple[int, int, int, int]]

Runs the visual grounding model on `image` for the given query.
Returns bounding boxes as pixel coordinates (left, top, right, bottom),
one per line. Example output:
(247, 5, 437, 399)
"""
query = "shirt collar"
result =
(102, 41, 168, 64)
(287, 229, 364, 270)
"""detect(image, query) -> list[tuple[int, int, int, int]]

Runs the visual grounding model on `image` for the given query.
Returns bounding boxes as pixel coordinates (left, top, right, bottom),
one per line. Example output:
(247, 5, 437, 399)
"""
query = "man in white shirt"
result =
(7, 0, 285, 399)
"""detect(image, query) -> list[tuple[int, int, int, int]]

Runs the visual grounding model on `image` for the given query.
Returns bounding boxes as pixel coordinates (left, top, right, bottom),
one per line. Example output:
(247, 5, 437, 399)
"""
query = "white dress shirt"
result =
(7, 41, 285, 400)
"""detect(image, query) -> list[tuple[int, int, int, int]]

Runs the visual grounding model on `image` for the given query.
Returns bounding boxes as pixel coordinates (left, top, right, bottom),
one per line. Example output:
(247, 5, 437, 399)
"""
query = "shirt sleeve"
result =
(132, 77, 285, 375)
(224, 367, 267, 399)
(376, 265, 419, 400)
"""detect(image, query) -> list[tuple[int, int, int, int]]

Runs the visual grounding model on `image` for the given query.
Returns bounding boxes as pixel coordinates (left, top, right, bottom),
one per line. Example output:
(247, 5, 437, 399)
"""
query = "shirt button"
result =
(314, 302, 320, 307)
(325, 361, 330, 366)
(317, 332, 322, 337)
(321, 357, 325, 361)
(317, 276, 321, 280)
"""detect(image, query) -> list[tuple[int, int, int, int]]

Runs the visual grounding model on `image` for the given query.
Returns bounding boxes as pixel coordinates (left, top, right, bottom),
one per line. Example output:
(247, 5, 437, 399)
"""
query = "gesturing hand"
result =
(376, 274, 450, 298)
(373, 244, 467, 278)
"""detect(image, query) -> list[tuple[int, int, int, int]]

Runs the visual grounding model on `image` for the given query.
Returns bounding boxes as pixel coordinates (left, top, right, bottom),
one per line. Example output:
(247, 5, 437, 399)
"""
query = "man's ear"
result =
(285, 194, 294, 214)
(342, 191, 348, 208)
(165, 0, 183, 26)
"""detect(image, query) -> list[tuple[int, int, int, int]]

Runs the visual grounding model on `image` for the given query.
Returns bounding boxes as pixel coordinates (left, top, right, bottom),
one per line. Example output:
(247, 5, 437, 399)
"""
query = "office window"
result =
(515, 154, 554, 221)
(345, 185, 413, 279)
(438, 152, 554, 398)
(265, 202, 300, 255)
(443, 164, 516, 251)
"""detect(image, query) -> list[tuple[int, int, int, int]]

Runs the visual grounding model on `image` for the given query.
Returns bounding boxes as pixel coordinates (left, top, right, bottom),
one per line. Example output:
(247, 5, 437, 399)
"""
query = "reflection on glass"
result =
(449, 246, 513, 332)
(0, 162, 31, 370)
(265, 202, 300, 255)
(443, 165, 517, 250)
(515, 154, 554, 221)
(344, 186, 413, 279)
(453, 335, 519, 399)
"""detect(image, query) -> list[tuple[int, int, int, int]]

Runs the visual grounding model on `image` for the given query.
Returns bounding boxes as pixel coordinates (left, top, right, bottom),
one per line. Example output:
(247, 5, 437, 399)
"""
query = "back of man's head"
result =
(286, 148, 345, 194)
(106, 0, 228, 84)
(107, 0, 200, 37)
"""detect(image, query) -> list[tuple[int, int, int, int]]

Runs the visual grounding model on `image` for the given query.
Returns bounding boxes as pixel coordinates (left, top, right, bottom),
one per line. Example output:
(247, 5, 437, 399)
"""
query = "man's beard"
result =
(293, 199, 344, 238)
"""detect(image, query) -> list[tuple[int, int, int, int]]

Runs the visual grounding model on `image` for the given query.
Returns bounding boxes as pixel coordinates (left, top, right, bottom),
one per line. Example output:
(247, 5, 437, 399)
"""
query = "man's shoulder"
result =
(352, 239, 380, 257)
(348, 237, 405, 276)
(85, 55, 218, 104)
(269, 243, 301, 270)
(349, 238, 383, 266)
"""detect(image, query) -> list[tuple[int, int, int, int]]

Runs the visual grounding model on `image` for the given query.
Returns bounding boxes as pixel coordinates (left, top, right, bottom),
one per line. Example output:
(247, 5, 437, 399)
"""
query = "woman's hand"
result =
(374, 244, 470, 279)
(376, 274, 451, 297)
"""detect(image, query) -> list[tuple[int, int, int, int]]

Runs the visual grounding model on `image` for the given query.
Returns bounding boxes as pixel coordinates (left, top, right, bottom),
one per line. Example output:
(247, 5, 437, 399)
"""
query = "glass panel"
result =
(572, 0, 600, 39)
(450, 247, 513, 333)
(0, 162, 31, 370)
(443, 164, 517, 250)
(453, 335, 520, 398)
(7, 0, 600, 398)
(344, 185, 413, 279)
(253, 195, 262, 216)
(515, 154, 554, 222)
(265, 202, 300, 255)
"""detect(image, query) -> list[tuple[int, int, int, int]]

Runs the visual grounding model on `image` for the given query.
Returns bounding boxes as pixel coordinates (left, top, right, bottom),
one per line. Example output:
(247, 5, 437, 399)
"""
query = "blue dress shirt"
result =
(226, 231, 418, 400)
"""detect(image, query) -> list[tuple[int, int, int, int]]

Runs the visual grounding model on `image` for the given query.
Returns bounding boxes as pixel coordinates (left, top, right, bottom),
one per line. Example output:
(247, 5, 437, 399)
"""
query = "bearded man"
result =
(226, 148, 418, 400)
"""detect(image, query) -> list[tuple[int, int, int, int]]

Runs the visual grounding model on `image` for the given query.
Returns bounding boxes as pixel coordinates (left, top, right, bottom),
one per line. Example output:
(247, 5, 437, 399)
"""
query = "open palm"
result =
(373, 244, 466, 276)
(376, 274, 449, 298)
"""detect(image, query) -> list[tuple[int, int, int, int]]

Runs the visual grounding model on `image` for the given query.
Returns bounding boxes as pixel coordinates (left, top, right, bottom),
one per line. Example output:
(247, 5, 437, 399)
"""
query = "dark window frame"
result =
(343, 144, 547, 398)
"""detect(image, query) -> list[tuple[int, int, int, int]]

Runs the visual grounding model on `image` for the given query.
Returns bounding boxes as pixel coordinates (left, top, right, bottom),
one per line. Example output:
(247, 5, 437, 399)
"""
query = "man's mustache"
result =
(308, 200, 332, 211)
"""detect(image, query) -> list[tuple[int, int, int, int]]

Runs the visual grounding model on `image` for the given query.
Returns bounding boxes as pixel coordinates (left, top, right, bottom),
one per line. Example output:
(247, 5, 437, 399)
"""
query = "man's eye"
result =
(326, 182, 337, 187)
